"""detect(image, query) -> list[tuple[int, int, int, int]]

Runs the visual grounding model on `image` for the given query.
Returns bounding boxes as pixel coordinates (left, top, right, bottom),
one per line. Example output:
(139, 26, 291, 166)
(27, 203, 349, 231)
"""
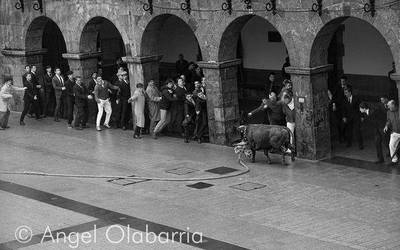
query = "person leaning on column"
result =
(384, 100, 400, 166)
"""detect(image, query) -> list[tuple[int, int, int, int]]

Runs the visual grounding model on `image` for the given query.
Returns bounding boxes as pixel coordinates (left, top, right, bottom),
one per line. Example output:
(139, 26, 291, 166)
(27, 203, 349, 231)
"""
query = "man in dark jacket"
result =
(176, 54, 189, 77)
(153, 80, 177, 138)
(41, 65, 54, 117)
(20, 73, 40, 125)
(169, 77, 187, 134)
(342, 87, 363, 149)
(115, 71, 131, 130)
(183, 94, 196, 143)
(65, 71, 75, 127)
(52, 67, 66, 122)
(73, 76, 92, 130)
(248, 92, 285, 126)
(360, 102, 386, 163)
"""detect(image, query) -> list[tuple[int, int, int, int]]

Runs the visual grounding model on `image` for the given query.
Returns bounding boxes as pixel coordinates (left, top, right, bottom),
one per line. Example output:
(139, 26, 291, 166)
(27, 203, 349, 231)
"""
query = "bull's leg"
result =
(264, 149, 272, 164)
(251, 149, 256, 163)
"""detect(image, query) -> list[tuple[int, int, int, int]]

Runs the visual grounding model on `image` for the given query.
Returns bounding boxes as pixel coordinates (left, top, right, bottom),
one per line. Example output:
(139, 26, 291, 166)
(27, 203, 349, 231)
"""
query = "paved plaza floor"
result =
(0, 113, 400, 250)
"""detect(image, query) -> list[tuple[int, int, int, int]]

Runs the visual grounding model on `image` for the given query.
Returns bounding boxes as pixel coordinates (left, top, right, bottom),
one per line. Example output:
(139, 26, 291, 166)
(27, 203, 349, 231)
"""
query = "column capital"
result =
(286, 64, 333, 75)
(1, 48, 48, 57)
(197, 59, 242, 69)
(62, 52, 102, 60)
(122, 55, 163, 64)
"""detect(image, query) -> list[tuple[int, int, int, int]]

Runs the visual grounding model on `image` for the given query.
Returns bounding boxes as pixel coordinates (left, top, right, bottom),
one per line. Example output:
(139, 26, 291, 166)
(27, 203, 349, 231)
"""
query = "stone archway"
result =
(218, 15, 290, 125)
(137, 13, 202, 84)
(77, 16, 126, 83)
(25, 16, 69, 74)
(309, 16, 396, 161)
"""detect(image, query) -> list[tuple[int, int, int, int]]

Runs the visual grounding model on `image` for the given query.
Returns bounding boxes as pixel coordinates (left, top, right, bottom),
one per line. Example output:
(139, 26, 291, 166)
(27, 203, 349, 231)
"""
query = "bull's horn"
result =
(238, 125, 246, 130)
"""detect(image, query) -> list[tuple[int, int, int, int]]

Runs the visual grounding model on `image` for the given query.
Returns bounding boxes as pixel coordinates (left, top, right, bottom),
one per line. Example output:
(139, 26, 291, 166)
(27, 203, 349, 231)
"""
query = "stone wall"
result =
(1, 0, 400, 160)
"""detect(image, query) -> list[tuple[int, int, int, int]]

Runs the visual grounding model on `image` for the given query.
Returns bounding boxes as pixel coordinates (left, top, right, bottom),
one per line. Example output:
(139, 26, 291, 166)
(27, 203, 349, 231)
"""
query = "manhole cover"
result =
(166, 167, 199, 175)
(230, 182, 267, 191)
(187, 182, 214, 189)
(107, 175, 149, 186)
(206, 167, 238, 175)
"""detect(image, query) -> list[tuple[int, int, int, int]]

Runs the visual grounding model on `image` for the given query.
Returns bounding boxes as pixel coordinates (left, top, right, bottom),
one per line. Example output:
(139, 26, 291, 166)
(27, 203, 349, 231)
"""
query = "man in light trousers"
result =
(384, 100, 400, 165)
(93, 75, 120, 131)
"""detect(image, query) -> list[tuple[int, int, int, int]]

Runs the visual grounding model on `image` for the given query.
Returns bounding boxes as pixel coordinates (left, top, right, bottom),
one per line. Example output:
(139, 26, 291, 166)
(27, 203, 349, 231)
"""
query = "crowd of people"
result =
(328, 76, 400, 165)
(2, 55, 400, 163)
(0, 54, 209, 143)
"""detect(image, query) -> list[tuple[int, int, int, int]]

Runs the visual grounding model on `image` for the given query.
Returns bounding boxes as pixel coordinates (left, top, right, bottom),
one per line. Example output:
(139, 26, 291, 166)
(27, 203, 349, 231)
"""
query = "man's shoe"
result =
(96, 126, 102, 131)
(75, 126, 83, 130)
(0, 127, 4, 130)
(4, 126, 10, 129)
(122, 126, 127, 131)
(67, 124, 72, 129)
(20, 121, 25, 126)
(82, 124, 90, 128)
(152, 133, 158, 139)
(184, 139, 189, 143)
(359, 145, 364, 150)
(54, 118, 60, 122)
(197, 138, 202, 144)
(386, 161, 397, 166)
(104, 124, 111, 129)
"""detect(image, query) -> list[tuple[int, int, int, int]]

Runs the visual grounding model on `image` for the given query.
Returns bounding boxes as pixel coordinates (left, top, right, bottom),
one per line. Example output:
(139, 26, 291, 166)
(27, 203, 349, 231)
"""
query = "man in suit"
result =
(41, 65, 54, 117)
(22, 65, 30, 85)
(73, 76, 92, 130)
(342, 87, 364, 149)
(52, 67, 66, 122)
(20, 73, 40, 125)
(29, 65, 43, 117)
(64, 71, 75, 127)
(115, 71, 131, 130)
(360, 102, 386, 163)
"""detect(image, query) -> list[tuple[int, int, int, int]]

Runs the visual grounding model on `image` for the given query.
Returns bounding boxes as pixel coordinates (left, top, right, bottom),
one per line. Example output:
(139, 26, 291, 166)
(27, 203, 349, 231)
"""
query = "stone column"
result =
(1, 49, 47, 86)
(62, 52, 102, 83)
(197, 59, 241, 145)
(286, 65, 333, 160)
(122, 55, 163, 89)
(390, 73, 400, 111)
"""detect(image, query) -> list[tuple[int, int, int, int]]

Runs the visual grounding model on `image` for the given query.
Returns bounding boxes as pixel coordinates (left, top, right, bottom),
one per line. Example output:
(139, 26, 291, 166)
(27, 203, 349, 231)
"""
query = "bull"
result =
(235, 124, 296, 165)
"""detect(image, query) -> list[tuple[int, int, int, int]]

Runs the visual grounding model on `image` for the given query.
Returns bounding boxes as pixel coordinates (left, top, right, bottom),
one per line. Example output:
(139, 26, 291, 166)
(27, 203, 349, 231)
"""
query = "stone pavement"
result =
(0, 113, 400, 250)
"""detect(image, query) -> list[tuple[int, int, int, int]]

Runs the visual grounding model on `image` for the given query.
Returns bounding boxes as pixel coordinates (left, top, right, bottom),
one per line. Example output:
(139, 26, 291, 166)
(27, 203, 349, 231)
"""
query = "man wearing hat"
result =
(41, 65, 54, 117)
(115, 70, 131, 130)
(0, 77, 26, 129)
(65, 70, 76, 128)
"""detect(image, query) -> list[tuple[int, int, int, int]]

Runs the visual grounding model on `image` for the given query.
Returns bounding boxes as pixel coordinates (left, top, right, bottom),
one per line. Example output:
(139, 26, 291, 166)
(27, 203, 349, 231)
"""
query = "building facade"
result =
(1, 0, 400, 160)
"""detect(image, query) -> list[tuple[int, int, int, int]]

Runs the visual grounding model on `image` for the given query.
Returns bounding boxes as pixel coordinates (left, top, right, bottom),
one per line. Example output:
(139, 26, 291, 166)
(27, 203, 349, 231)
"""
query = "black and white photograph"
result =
(0, 0, 400, 249)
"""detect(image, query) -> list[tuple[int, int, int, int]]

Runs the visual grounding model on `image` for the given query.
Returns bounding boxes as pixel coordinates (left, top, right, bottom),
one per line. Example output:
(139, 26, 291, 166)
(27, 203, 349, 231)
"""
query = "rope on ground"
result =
(0, 158, 250, 182)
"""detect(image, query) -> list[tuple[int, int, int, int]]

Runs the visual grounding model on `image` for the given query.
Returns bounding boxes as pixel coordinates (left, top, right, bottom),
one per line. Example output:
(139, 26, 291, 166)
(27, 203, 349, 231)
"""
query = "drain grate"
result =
(230, 182, 267, 191)
(206, 166, 238, 175)
(107, 175, 149, 186)
(186, 182, 214, 189)
(166, 167, 199, 175)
